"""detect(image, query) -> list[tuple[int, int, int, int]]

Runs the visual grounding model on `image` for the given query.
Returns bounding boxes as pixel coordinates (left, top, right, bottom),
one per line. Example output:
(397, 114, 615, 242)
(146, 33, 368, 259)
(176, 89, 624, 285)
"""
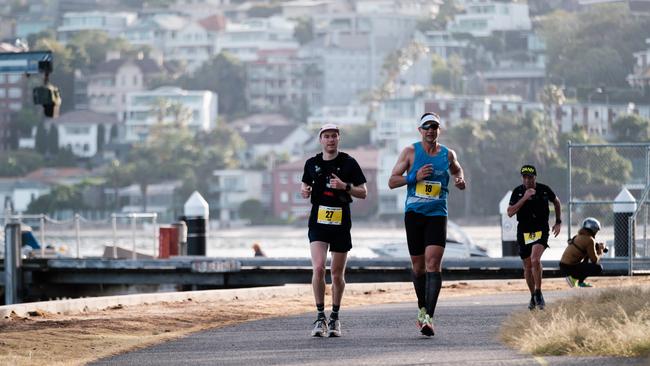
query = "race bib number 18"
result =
(524, 231, 542, 245)
(317, 205, 342, 225)
(415, 180, 441, 199)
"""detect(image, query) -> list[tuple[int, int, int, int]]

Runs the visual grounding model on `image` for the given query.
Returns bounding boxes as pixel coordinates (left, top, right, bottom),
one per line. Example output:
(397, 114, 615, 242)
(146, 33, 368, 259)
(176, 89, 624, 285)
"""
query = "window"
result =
(293, 173, 302, 184)
(293, 192, 303, 202)
(279, 173, 288, 184)
(280, 191, 288, 203)
(8, 74, 21, 83)
(8, 88, 21, 98)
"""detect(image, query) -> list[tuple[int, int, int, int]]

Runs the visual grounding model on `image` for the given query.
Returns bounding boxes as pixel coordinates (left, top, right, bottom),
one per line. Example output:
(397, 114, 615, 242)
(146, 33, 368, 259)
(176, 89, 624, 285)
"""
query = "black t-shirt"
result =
(509, 183, 557, 232)
(302, 152, 366, 228)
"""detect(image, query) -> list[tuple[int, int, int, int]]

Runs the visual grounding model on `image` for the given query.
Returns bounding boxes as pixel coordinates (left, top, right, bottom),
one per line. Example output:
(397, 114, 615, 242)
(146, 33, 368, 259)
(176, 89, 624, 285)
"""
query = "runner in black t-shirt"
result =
(507, 165, 562, 311)
(301, 123, 367, 337)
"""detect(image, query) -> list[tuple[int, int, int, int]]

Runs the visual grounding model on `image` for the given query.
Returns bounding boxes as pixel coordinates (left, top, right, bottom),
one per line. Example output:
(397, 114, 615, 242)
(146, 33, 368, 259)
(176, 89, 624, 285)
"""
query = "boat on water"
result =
(369, 221, 489, 258)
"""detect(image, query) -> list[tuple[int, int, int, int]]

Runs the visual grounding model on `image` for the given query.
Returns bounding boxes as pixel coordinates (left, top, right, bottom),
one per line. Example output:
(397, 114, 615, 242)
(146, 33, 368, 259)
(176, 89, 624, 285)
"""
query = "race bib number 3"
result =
(317, 205, 343, 225)
(415, 180, 441, 199)
(524, 231, 542, 245)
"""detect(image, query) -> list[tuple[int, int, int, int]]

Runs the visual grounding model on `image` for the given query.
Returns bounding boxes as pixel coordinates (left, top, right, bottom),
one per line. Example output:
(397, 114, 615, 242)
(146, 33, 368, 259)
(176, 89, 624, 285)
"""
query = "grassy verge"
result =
(500, 286, 650, 357)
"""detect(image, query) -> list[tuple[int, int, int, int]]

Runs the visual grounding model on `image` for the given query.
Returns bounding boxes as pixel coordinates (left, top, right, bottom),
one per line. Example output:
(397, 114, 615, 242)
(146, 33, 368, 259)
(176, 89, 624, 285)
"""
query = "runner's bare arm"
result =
(448, 149, 466, 190)
(300, 182, 312, 199)
(388, 146, 414, 189)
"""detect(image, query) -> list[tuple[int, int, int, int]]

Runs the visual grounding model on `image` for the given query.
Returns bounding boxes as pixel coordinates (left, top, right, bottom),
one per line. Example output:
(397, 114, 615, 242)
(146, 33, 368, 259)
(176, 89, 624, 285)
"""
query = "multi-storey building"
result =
(0, 42, 27, 151)
(83, 54, 164, 121)
(124, 86, 218, 142)
(45, 110, 120, 158)
(246, 48, 302, 112)
(57, 11, 137, 42)
(123, 13, 223, 72)
(446, 0, 531, 37)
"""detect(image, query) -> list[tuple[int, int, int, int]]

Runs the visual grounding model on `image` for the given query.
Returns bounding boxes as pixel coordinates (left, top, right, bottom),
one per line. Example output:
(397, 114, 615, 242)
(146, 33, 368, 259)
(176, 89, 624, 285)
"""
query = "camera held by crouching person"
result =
(596, 242, 608, 254)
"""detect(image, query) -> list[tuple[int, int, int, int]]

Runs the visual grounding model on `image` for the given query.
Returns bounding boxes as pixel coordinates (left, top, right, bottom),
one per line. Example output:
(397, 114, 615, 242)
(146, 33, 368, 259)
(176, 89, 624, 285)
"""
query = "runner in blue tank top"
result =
(388, 112, 466, 337)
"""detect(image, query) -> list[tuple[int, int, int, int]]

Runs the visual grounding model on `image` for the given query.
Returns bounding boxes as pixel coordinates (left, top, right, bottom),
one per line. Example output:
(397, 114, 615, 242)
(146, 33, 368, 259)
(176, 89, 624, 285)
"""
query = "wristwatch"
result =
(555, 219, 562, 225)
(345, 183, 352, 192)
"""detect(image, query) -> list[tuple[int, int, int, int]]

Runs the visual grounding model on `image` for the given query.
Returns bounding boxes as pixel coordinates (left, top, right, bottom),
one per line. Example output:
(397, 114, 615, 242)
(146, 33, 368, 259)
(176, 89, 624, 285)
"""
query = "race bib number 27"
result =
(317, 205, 342, 225)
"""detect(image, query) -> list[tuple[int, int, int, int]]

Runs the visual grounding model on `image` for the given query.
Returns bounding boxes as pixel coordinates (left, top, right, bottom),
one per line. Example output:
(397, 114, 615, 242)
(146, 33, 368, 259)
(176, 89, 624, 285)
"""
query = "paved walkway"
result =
(93, 291, 645, 366)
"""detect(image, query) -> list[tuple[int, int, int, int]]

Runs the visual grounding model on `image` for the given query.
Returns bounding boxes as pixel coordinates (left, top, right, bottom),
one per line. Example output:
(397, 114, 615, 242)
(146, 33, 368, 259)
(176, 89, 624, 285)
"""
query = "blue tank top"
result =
(405, 142, 450, 217)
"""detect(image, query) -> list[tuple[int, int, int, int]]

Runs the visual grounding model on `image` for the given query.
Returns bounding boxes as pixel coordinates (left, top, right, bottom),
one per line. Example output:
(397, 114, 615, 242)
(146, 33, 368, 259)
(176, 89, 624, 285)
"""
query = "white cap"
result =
(418, 113, 441, 128)
(318, 123, 339, 137)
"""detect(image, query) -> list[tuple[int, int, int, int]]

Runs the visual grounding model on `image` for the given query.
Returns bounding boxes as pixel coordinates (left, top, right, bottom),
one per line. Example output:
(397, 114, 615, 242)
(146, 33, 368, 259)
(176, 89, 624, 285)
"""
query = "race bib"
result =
(524, 231, 542, 245)
(317, 205, 342, 225)
(415, 180, 441, 199)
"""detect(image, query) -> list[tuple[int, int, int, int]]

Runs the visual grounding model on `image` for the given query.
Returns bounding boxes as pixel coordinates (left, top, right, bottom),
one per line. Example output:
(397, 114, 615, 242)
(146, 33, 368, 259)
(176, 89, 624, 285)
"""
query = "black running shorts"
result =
(404, 211, 447, 256)
(308, 228, 352, 253)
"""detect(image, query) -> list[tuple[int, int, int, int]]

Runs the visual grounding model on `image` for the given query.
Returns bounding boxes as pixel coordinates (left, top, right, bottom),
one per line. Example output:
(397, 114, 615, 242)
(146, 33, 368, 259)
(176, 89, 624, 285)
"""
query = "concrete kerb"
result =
(0, 282, 414, 318)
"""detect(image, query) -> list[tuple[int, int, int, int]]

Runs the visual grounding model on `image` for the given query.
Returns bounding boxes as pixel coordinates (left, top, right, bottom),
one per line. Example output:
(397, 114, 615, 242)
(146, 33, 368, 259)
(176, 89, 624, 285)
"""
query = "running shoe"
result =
(578, 281, 593, 288)
(328, 318, 341, 337)
(416, 307, 427, 328)
(535, 292, 546, 310)
(528, 295, 536, 310)
(565, 275, 578, 288)
(420, 314, 434, 337)
(311, 317, 328, 337)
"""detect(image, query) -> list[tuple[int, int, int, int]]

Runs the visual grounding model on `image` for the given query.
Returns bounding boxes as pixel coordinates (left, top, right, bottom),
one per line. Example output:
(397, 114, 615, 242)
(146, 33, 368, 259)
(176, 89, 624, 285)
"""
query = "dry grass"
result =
(500, 285, 650, 357)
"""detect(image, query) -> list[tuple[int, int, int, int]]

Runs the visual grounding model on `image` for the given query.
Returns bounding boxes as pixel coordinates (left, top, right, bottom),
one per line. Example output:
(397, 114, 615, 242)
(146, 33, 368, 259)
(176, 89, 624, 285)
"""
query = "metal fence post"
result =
(131, 213, 136, 260)
(4, 223, 22, 305)
(152, 214, 158, 258)
(567, 140, 573, 240)
(75, 213, 81, 258)
(39, 214, 45, 257)
(112, 213, 117, 259)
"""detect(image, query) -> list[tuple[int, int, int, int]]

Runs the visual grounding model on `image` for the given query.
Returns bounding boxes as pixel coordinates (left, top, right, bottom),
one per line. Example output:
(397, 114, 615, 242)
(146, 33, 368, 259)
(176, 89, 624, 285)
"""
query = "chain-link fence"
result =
(568, 142, 650, 274)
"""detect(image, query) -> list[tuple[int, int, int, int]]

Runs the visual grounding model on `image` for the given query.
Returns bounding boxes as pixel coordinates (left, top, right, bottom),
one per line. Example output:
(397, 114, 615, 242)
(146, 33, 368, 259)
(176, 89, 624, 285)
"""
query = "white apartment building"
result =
(304, 12, 420, 106)
(355, 0, 441, 17)
(57, 11, 137, 42)
(306, 104, 369, 127)
(282, 0, 340, 18)
(628, 38, 650, 91)
(47, 110, 120, 158)
(124, 87, 218, 142)
(246, 48, 302, 112)
(85, 56, 164, 122)
(446, 0, 531, 37)
(170, 0, 230, 19)
(217, 17, 298, 62)
(123, 14, 222, 72)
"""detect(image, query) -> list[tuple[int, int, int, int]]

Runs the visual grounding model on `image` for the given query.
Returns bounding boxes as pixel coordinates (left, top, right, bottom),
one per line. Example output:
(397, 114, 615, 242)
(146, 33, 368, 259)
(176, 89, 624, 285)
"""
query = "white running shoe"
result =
(311, 317, 328, 337)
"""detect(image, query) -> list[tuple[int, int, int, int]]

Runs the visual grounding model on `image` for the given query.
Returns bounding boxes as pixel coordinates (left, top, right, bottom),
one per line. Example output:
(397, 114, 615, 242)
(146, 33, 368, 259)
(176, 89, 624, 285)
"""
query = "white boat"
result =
(370, 221, 489, 258)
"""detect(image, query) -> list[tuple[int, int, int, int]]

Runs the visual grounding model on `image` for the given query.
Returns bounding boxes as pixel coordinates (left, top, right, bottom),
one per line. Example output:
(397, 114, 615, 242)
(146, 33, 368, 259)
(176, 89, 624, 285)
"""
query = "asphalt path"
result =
(93, 291, 646, 366)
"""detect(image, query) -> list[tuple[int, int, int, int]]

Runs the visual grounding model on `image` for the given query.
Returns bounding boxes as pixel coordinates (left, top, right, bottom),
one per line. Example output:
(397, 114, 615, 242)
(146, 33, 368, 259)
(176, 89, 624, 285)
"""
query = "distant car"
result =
(370, 221, 489, 258)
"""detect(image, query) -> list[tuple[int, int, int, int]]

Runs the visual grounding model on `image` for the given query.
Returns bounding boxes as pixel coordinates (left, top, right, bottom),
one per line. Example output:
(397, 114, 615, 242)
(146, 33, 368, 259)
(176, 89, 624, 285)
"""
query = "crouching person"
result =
(559, 217, 605, 288)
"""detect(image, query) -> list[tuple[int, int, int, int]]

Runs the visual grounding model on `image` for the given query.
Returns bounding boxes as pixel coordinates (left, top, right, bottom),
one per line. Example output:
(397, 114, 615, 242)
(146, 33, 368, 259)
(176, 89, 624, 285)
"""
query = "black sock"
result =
(412, 272, 426, 309)
(330, 304, 340, 320)
(425, 272, 442, 317)
(316, 303, 325, 319)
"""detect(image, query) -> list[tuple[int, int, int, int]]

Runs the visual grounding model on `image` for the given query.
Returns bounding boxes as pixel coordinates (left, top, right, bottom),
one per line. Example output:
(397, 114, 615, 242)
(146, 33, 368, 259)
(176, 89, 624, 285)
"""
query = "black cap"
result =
(520, 165, 537, 176)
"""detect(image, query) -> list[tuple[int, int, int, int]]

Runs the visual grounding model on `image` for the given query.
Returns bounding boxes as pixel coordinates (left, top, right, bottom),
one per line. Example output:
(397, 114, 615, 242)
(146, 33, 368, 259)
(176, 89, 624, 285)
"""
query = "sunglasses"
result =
(420, 123, 439, 130)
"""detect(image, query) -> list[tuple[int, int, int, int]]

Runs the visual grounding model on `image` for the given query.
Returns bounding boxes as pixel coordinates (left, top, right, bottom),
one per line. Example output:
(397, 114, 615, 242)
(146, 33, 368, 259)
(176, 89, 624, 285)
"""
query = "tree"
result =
(96, 124, 105, 153)
(109, 124, 119, 141)
(47, 125, 59, 155)
(26, 184, 87, 214)
(239, 199, 265, 224)
(103, 159, 133, 211)
(293, 17, 314, 45)
(179, 52, 247, 117)
(8, 108, 42, 150)
(35, 122, 48, 155)
(611, 115, 650, 142)
(540, 6, 650, 89)
(0, 150, 45, 177)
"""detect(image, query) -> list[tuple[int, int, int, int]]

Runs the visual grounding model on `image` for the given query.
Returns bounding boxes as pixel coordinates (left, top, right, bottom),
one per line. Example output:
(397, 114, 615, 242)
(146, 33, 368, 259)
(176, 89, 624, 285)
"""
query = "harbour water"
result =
(1, 223, 572, 260)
